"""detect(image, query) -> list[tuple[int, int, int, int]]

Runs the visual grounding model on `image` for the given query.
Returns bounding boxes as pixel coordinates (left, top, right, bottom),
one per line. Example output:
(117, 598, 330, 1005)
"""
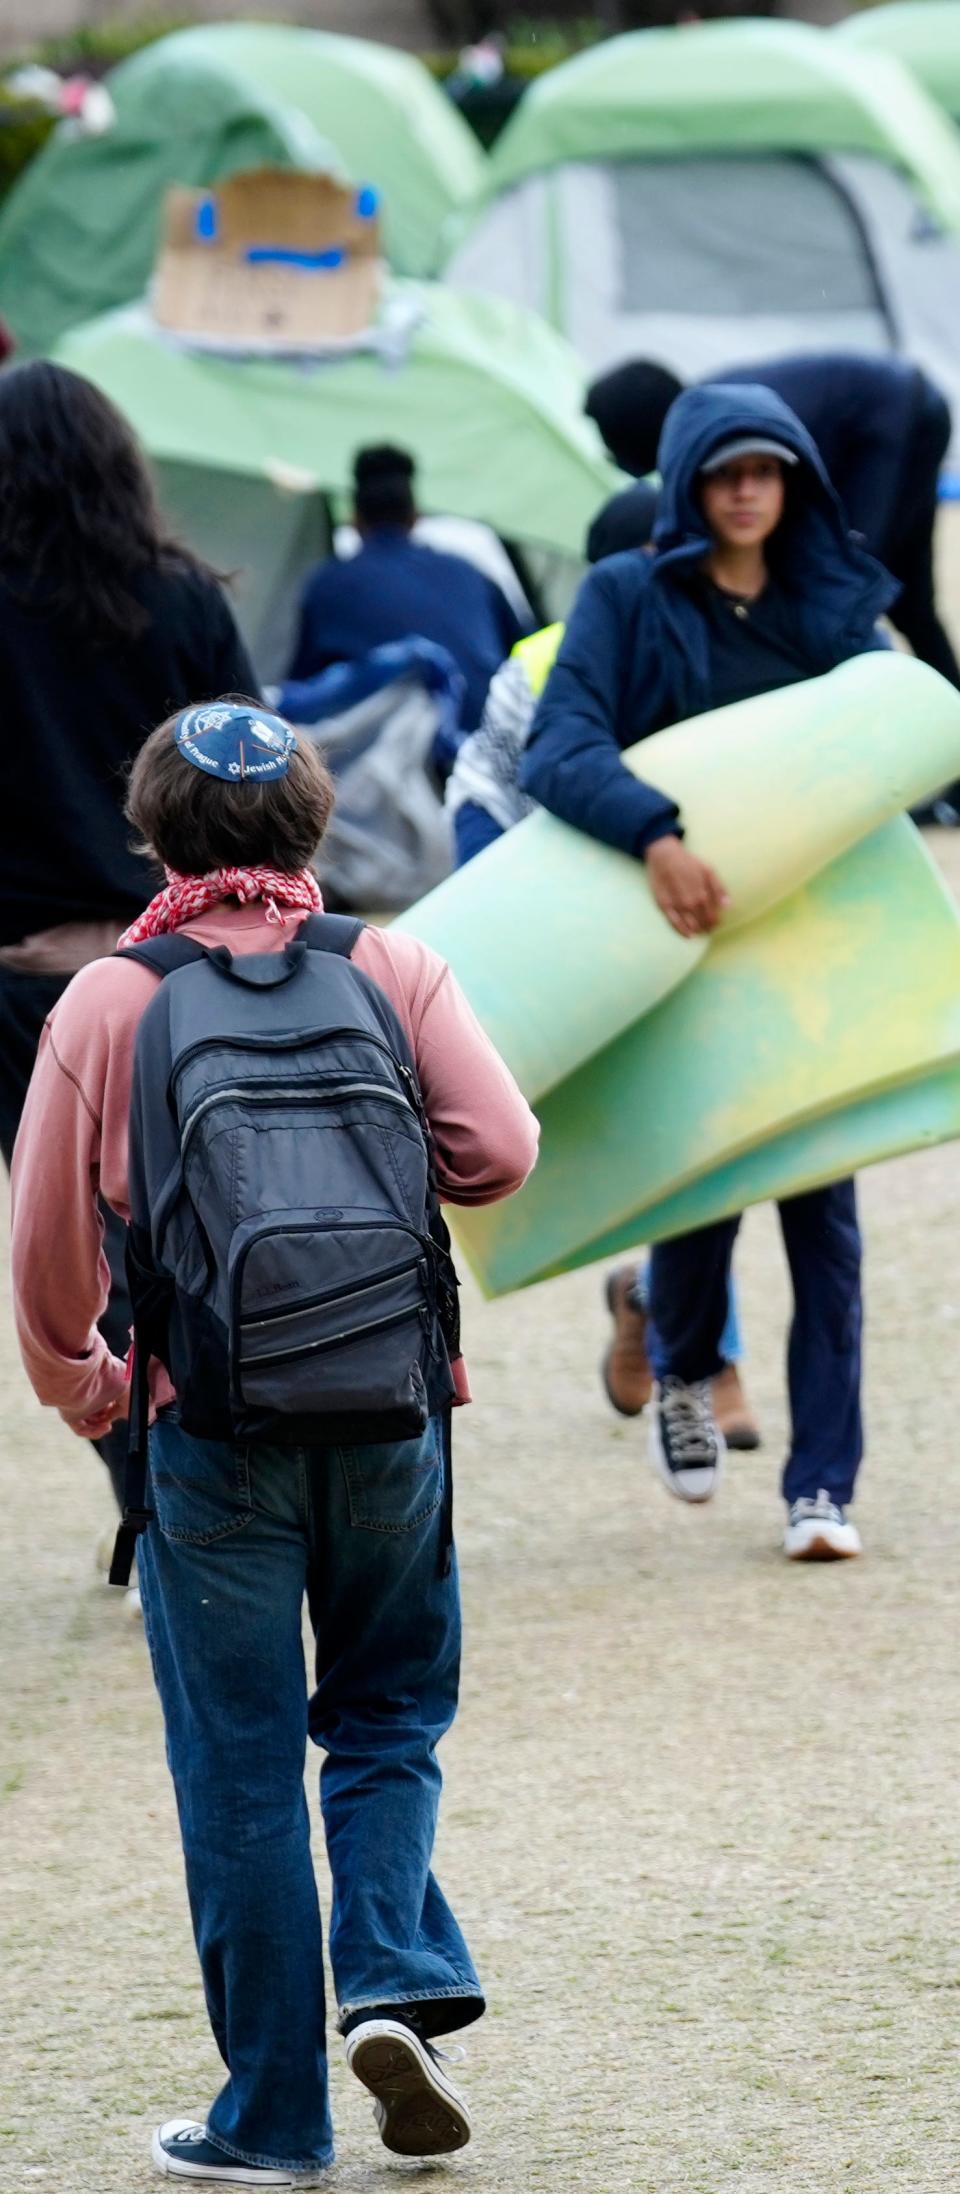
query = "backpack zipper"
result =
(174, 1025, 418, 1082)
(242, 1254, 422, 1331)
(180, 1078, 415, 1162)
(242, 1299, 425, 1372)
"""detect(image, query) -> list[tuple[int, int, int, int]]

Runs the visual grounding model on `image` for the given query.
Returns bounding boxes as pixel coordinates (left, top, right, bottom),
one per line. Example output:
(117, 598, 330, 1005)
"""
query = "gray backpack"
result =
(110, 916, 458, 1583)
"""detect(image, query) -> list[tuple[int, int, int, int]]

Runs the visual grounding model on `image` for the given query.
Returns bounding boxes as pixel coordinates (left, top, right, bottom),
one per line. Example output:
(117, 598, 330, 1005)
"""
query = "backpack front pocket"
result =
(229, 1213, 432, 1422)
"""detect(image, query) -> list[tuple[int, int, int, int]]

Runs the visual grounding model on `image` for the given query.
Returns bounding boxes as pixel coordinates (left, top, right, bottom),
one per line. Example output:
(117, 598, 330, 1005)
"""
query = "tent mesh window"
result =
(612, 155, 886, 318)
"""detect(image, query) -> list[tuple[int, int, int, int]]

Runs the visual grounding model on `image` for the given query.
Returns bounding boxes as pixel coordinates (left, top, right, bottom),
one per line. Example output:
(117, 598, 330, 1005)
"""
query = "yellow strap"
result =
(511, 622, 565, 698)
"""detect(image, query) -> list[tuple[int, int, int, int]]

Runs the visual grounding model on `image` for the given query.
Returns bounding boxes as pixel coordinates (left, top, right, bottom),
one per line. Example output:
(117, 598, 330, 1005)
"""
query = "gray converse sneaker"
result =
(649, 1376, 725, 1503)
(345, 2019, 471, 2157)
(152, 2120, 328, 2183)
(784, 1490, 862, 1561)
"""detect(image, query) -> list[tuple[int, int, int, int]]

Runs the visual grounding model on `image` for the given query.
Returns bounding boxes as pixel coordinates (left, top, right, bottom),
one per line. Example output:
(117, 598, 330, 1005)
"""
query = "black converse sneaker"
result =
(784, 1490, 862, 1561)
(649, 1376, 725, 1502)
(152, 2121, 328, 2183)
(345, 2019, 471, 2157)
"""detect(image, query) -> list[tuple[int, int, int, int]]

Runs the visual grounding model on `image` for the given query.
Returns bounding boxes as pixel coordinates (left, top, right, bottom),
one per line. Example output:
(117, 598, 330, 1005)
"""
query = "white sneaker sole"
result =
(345, 2020, 471, 2157)
(152, 2122, 326, 2184)
(649, 1412, 725, 1504)
(784, 1519, 862, 1561)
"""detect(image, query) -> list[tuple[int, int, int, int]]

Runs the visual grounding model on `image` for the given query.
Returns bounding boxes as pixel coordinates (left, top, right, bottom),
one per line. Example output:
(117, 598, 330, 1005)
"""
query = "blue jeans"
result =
(638, 1264, 743, 1369)
(138, 1411, 482, 2175)
(648, 1181, 863, 1507)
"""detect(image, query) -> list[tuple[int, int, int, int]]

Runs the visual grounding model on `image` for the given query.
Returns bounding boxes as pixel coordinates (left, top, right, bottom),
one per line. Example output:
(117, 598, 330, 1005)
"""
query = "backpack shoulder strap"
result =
(116, 935, 208, 978)
(118, 921, 364, 977)
(299, 913, 365, 959)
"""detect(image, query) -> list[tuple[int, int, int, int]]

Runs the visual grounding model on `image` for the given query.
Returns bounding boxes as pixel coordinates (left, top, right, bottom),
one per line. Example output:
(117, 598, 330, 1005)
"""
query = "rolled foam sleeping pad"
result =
(396, 651, 960, 1103)
(395, 652, 960, 1295)
(455, 819, 960, 1290)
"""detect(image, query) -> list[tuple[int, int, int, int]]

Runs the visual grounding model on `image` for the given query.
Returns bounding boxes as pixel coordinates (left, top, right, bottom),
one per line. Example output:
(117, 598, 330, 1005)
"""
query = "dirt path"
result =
(3, 582, 960, 2193)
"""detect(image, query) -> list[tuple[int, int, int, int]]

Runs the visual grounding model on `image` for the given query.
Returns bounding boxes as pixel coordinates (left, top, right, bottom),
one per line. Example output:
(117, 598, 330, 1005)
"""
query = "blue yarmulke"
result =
(174, 702, 297, 782)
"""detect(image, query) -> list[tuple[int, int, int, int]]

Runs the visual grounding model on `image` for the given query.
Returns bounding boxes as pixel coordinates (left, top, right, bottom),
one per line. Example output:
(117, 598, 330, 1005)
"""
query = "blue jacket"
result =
(521, 384, 897, 857)
(287, 529, 525, 731)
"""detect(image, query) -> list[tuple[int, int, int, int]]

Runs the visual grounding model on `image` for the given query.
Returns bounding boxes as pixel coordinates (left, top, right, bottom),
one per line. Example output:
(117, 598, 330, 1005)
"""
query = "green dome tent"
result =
(468, 17, 960, 211)
(446, 18, 960, 464)
(0, 23, 485, 357)
(53, 283, 617, 679)
(836, 4, 960, 128)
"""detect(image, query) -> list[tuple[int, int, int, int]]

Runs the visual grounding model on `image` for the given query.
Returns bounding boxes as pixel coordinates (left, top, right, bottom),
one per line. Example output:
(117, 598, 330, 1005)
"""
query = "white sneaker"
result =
(784, 1490, 862, 1561)
(152, 2119, 328, 2182)
(649, 1377, 725, 1503)
(345, 2019, 471, 2156)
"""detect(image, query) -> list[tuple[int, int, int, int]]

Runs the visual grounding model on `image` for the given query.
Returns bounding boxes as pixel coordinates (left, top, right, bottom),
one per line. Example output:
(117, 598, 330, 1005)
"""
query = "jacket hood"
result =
(655, 383, 828, 537)
(652, 383, 897, 645)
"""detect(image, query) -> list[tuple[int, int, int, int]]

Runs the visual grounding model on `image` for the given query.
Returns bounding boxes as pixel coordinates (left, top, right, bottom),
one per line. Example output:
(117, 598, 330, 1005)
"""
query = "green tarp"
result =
(0, 23, 485, 357)
(837, 3, 960, 127)
(472, 18, 960, 233)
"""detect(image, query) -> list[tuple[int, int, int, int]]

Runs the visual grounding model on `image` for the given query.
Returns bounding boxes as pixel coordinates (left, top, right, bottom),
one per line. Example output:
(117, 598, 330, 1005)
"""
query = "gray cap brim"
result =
(700, 437, 799, 475)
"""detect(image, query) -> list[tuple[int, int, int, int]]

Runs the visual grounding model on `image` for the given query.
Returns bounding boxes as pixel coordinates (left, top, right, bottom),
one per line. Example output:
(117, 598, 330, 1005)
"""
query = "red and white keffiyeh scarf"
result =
(118, 866, 323, 949)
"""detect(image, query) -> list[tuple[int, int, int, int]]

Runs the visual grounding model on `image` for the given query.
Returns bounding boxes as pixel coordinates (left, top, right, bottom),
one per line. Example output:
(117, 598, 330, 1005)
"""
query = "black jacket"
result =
(0, 560, 256, 947)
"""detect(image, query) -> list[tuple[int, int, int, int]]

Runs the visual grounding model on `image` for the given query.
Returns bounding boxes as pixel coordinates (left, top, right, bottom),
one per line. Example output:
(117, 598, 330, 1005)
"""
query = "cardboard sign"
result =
(152, 167, 383, 353)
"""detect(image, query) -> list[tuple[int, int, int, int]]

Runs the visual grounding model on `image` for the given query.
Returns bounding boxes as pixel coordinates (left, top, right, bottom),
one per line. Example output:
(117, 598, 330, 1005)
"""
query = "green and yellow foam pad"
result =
(396, 652, 960, 1294)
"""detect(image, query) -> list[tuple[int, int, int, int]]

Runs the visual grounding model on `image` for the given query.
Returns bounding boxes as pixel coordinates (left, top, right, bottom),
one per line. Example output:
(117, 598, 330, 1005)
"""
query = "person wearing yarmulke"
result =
(10, 699, 538, 2183)
(0, 360, 256, 1523)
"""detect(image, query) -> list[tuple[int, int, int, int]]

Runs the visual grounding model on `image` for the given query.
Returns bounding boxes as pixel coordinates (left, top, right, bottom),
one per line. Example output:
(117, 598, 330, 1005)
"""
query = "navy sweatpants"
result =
(648, 1180, 862, 1507)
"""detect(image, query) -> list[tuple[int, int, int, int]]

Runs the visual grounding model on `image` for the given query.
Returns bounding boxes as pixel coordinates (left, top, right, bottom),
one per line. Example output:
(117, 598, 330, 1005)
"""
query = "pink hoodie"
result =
(11, 902, 539, 1432)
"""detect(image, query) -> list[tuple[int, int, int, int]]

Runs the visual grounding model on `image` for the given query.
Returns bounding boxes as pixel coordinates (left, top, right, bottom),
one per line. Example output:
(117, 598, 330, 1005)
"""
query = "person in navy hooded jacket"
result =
(522, 384, 897, 1562)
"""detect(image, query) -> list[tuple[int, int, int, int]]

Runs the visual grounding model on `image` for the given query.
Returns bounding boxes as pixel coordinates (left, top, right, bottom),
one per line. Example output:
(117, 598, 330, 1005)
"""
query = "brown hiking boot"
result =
(602, 1264, 653, 1417)
(710, 1362, 762, 1451)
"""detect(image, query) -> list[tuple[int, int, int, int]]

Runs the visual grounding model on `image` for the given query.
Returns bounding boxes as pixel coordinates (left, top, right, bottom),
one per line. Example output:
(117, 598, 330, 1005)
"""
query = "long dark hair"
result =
(0, 360, 201, 645)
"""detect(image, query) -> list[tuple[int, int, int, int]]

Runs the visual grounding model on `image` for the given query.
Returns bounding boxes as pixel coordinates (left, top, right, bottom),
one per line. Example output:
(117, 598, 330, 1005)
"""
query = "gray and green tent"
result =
(0, 22, 485, 357)
(836, 4, 960, 129)
(54, 283, 617, 678)
(446, 17, 960, 462)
